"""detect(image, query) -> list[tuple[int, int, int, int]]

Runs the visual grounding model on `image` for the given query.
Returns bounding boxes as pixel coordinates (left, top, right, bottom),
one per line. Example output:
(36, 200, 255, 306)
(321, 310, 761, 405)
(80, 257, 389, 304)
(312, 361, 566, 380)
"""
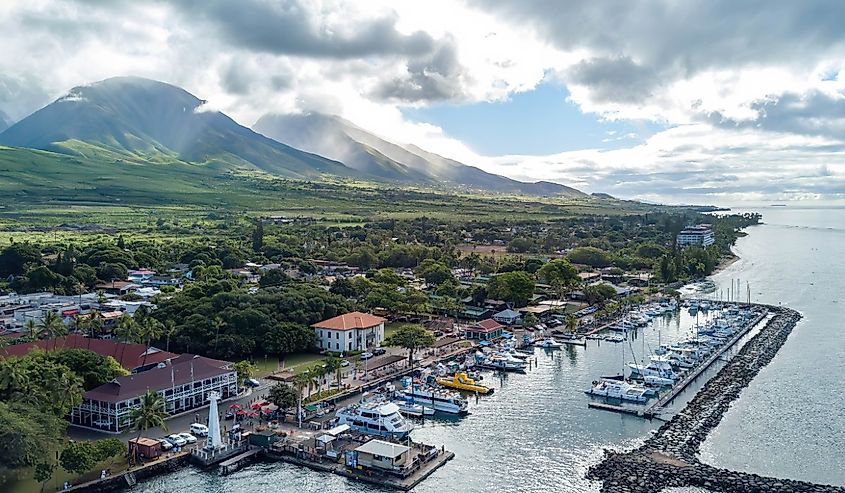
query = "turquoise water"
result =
(136, 206, 845, 491)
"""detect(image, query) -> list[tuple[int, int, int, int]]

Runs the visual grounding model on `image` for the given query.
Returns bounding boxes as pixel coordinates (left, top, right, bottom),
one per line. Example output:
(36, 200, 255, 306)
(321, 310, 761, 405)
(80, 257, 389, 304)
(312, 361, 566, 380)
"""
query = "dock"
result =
(219, 448, 261, 475)
(587, 401, 643, 416)
(265, 448, 454, 491)
(642, 309, 768, 418)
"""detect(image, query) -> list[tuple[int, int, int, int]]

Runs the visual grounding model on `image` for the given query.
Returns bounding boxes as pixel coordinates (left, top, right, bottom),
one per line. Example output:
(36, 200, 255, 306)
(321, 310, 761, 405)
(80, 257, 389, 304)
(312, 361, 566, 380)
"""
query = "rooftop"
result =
(0, 334, 177, 370)
(311, 311, 386, 331)
(84, 353, 233, 403)
(355, 439, 410, 459)
(473, 319, 504, 332)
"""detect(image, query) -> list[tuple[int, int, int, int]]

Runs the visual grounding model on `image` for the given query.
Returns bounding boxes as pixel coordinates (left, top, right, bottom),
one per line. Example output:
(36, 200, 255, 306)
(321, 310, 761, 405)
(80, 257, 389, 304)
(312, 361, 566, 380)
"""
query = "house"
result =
(353, 439, 410, 473)
(492, 309, 522, 326)
(676, 224, 715, 248)
(465, 319, 504, 341)
(0, 334, 177, 373)
(70, 354, 237, 433)
(519, 305, 554, 320)
(95, 280, 140, 296)
(310, 311, 386, 353)
(459, 306, 492, 321)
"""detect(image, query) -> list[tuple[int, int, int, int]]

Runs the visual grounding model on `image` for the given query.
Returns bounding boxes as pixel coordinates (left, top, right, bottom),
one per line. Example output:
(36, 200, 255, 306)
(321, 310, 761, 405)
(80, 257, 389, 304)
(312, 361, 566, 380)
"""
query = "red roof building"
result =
(0, 334, 177, 371)
(465, 319, 505, 341)
(310, 311, 386, 353)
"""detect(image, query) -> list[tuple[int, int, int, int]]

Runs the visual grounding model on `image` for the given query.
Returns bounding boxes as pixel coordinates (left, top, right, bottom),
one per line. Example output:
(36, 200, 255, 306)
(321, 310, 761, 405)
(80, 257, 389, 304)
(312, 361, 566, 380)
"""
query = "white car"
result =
(167, 434, 187, 447)
(178, 432, 197, 444)
(340, 360, 350, 367)
(157, 438, 173, 450)
(359, 352, 374, 360)
(189, 423, 209, 436)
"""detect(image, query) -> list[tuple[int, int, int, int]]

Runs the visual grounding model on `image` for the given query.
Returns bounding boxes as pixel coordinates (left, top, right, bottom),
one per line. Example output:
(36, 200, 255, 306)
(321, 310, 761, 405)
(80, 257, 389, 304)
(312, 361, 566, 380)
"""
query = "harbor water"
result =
(136, 205, 845, 491)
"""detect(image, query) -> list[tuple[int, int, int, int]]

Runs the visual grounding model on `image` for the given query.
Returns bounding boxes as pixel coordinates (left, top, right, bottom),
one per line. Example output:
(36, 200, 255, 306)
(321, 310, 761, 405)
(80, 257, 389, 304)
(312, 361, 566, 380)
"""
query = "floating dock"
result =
(642, 309, 768, 418)
(219, 448, 261, 475)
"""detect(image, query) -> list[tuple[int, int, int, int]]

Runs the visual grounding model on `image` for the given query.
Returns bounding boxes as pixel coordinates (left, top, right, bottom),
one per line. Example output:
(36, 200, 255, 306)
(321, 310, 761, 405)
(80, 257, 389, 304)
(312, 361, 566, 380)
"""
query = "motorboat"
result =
(435, 372, 494, 395)
(628, 357, 678, 381)
(334, 399, 414, 439)
(535, 338, 563, 349)
(396, 385, 469, 415)
(394, 401, 435, 418)
(604, 335, 624, 343)
(479, 355, 527, 372)
(584, 379, 648, 403)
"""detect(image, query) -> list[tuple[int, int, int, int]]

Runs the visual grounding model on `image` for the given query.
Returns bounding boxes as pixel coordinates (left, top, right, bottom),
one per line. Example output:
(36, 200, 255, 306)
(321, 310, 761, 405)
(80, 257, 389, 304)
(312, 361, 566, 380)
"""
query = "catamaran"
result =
(333, 399, 414, 439)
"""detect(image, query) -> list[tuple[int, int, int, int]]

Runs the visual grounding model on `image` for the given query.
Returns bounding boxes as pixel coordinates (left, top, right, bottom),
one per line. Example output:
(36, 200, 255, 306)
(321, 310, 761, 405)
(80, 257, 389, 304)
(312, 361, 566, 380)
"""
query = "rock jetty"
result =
(587, 307, 845, 492)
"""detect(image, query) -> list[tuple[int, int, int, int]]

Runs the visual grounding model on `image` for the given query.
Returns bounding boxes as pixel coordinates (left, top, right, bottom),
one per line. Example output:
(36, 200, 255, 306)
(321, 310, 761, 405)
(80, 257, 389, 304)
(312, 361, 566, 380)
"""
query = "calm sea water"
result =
(137, 206, 845, 492)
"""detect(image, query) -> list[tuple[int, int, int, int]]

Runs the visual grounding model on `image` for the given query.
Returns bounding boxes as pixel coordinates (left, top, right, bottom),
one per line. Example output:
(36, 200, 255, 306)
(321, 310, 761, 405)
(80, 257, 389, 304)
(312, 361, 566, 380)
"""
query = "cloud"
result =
(171, 0, 435, 59)
(371, 39, 472, 103)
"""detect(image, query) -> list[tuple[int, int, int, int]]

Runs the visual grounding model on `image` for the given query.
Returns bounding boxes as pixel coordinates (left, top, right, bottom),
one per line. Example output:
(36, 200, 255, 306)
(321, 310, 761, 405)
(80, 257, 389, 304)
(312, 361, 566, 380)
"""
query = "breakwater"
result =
(587, 307, 845, 492)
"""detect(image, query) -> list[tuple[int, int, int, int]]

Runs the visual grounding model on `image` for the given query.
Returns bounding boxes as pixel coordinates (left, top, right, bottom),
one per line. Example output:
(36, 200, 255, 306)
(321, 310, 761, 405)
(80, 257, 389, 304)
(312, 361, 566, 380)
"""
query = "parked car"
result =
(178, 432, 197, 444)
(340, 360, 350, 367)
(167, 434, 187, 447)
(189, 423, 209, 436)
(157, 438, 173, 450)
(224, 411, 235, 420)
(359, 352, 374, 360)
(372, 348, 387, 356)
(245, 378, 260, 387)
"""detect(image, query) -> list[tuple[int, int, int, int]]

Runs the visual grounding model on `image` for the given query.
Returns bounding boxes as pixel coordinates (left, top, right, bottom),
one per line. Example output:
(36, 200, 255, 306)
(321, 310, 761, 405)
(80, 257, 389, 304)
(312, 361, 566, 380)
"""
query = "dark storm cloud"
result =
(372, 40, 471, 103)
(173, 0, 436, 59)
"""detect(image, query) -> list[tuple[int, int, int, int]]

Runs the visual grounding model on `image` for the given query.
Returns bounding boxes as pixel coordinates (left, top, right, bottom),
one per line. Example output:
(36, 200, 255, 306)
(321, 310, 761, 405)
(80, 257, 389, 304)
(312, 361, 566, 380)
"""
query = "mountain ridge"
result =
(254, 112, 584, 197)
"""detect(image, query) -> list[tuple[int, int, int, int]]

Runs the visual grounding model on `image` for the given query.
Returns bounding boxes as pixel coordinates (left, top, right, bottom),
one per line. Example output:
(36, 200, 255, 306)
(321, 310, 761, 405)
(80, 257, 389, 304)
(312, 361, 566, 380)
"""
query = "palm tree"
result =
(45, 370, 83, 415)
(139, 318, 164, 368)
(324, 356, 341, 389)
(39, 311, 67, 352)
(114, 313, 139, 367)
(24, 320, 38, 340)
(293, 373, 311, 428)
(163, 320, 177, 353)
(128, 390, 168, 464)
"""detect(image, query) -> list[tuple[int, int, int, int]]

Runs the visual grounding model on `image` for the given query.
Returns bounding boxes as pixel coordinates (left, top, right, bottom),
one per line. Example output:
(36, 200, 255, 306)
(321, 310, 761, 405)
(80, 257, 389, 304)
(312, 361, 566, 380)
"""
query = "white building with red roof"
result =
(310, 311, 386, 353)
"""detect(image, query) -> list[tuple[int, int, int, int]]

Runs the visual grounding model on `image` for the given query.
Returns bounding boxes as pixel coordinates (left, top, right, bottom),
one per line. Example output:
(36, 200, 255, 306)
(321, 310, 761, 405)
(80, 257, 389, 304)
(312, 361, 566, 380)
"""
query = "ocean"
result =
(136, 205, 845, 492)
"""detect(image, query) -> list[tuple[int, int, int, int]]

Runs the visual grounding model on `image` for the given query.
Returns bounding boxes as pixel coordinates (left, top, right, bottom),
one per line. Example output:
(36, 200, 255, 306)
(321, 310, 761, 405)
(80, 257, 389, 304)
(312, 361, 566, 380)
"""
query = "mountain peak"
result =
(0, 77, 353, 179)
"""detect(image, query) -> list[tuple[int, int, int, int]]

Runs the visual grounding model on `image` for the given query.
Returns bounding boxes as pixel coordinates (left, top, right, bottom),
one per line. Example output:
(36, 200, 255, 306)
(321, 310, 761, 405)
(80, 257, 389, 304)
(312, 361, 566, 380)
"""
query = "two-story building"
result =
(311, 311, 386, 353)
(70, 354, 237, 433)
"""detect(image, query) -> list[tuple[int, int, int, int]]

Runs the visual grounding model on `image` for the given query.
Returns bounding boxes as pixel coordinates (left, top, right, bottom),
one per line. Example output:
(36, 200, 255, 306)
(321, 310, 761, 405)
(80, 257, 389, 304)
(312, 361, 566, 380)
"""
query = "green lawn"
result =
(2, 455, 127, 493)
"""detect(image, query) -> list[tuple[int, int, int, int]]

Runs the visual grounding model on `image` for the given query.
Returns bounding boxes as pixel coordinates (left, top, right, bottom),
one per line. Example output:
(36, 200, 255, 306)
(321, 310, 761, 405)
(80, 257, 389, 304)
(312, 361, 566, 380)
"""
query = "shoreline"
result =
(711, 253, 739, 277)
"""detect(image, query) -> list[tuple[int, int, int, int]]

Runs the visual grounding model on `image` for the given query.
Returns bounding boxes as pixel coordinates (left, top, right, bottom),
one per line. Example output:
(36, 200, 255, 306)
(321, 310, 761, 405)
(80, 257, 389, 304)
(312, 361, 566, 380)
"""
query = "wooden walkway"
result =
(642, 310, 768, 418)
(219, 448, 261, 475)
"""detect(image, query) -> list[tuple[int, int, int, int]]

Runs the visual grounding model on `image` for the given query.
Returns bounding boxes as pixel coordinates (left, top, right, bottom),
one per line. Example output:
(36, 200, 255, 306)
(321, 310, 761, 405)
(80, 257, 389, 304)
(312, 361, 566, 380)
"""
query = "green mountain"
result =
(253, 112, 585, 197)
(0, 77, 354, 179)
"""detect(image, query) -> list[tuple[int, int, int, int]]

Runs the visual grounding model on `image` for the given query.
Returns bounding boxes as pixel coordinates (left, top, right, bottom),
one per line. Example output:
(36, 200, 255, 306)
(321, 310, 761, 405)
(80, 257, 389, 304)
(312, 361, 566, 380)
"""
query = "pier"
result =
(642, 308, 768, 418)
(219, 448, 261, 475)
(586, 307, 845, 492)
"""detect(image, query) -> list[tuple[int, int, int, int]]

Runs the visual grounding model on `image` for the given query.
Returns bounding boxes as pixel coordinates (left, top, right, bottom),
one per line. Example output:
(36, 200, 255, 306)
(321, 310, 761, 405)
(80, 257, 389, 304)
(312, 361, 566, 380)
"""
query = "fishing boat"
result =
(478, 355, 527, 372)
(628, 357, 678, 381)
(435, 372, 494, 395)
(604, 335, 624, 343)
(584, 379, 648, 403)
(334, 399, 414, 438)
(396, 385, 469, 415)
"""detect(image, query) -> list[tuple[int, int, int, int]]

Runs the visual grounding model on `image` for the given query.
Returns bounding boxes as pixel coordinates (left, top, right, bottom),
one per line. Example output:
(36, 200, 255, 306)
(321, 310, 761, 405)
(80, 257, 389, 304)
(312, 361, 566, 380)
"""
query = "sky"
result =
(1, 0, 845, 203)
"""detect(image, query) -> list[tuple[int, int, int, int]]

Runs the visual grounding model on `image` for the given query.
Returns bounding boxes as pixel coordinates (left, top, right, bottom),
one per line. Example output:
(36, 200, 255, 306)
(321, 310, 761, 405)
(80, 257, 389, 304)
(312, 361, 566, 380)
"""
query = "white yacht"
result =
(396, 385, 469, 415)
(334, 400, 414, 439)
(628, 357, 678, 381)
(535, 338, 563, 349)
(584, 379, 648, 403)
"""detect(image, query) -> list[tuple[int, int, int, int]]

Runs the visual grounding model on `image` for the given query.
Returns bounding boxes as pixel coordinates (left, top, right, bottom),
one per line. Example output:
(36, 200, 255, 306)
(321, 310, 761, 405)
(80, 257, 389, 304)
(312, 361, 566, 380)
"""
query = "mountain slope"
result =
(0, 110, 11, 133)
(254, 112, 584, 197)
(253, 113, 430, 182)
(0, 77, 354, 179)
